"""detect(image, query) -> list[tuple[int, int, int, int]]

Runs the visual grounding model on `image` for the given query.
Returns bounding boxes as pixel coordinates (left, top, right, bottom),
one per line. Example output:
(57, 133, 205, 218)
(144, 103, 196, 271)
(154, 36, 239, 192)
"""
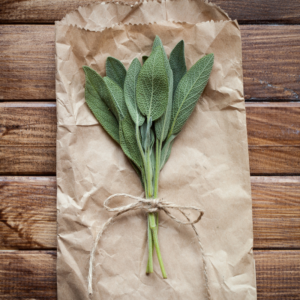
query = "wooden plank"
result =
(242, 26, 300, 100)
(0, 0, 300, 24)
(0, 102, 56, 175)
(255, 250, 300, 300)
(215, 0, 300, 24)
(0, 251, 57, 299)
(247, 103, 300, 174)
(0, 25, 55, 100)
(1, 176, 299, 250)
(0, 25, 299, 100)
(0, 177, 57, 250)
(1, 102, 300, 175)
(251, 177, 300, 248)
(0, 102, 56, 146)
(0, 250, 299, 299)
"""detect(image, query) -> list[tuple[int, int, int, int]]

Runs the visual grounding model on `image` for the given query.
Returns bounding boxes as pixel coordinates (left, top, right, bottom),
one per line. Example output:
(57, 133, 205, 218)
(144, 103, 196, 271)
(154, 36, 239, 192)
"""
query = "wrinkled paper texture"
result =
(56, 1, 256, 299)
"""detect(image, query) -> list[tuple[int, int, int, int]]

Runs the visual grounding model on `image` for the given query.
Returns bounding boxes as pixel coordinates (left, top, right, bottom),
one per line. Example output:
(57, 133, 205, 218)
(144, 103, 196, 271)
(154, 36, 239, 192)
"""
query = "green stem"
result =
(135, 123, 154, 275)
(149, 213, 167, 279)
(146, 149, 153, 197)
(146, 215, 153, 273)
(142, 120, 167, 278)
(154, 139, 160, 198)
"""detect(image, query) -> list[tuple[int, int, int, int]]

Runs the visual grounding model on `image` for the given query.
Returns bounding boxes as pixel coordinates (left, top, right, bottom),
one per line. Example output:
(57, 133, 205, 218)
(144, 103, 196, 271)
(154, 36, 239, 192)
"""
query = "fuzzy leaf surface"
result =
(120, 114, 143, 169)
(152, 36, 163, 51)
(169, 53, 214, 137)
(83, 66, 119, 144)
(136, 47, 169, 121)
(153, 36, 174, 142)
(169, 40, 187, 95)
(140, 121, 154, 151)
(84, 67, 119, 119)
(104, 76, 128, 120)
(124, 58, 145, 126)
(160, 135, 176, 169)
(106, 57, 127, 89)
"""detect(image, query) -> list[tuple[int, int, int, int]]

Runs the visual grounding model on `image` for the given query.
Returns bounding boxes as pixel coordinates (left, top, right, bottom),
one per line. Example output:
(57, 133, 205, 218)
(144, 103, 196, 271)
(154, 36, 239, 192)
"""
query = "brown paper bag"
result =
(56, 1, 256, 299)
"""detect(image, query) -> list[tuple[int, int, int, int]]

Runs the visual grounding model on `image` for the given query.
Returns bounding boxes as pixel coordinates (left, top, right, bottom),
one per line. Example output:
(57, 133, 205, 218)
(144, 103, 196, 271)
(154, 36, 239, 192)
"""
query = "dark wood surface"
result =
(1, 102, 300, 175)
(1, 176, 299, 250)
(1, 25, 300, 100)
(0, 250, 299, 300)
(0, 0, 300, 24)
(0, 1, 299, 298)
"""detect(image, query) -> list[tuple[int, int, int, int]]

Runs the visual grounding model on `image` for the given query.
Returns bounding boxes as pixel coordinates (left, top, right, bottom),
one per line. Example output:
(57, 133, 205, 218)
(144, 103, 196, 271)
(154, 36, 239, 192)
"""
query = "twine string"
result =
(88, 193, 211, 299)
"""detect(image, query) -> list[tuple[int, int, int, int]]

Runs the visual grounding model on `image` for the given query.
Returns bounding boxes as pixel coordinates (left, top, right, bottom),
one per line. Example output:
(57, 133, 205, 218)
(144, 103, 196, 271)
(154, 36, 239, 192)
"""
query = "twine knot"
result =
(88, 193, 211, 299)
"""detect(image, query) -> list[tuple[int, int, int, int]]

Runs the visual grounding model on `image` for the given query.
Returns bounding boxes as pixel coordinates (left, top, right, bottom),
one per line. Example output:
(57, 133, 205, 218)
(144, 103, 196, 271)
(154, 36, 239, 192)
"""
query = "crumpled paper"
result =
(55, 1, 257, 299)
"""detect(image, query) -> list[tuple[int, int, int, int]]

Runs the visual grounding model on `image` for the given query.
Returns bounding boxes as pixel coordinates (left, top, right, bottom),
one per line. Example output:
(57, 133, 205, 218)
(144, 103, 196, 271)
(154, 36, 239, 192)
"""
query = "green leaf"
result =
(169, 53, 214, 137)
(160, 135, 176, 170)
(106, 57, 127, 89)
(119, 114, 143, 169)
(150, 148, 155, 178)
(152, 36, 163, 51)
(142, 56, 149, 64)
(103, 76, 128, 120)
(153, 36, 174, 142)
(124, 58, 145, 126)
(83, 66, 120, 144)
(83, 66, 119, 120)
(169, 40, 187, 95)
(140, 119, 154, 151)
(130, 160, 145, 189)
(136, 47, 169, 121)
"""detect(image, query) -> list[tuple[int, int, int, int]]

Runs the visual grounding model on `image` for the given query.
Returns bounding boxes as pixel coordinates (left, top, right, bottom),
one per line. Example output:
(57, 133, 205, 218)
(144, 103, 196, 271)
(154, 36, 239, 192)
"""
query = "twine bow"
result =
(88, 193, 211, 299)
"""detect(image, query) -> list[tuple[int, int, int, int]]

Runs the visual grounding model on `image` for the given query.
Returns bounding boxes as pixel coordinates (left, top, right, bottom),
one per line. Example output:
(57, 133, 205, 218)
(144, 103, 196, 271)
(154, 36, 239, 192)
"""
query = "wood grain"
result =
(0, 176, 299, 250)
(0, 251, 57, 299)
(255, 250, 300, 300)
(0, 250, 299, 299)
(0, 177, 57, 250)
(0, 25, 55, 100)
(0, 0, 300, 24)
(251, 177, 300, 248)
(242, 26, 300, 100)
(1, 102, 300, 175)
(0, 25, 300, 100)
(247, 103, 300, 174)
(0, 102, 56, 175)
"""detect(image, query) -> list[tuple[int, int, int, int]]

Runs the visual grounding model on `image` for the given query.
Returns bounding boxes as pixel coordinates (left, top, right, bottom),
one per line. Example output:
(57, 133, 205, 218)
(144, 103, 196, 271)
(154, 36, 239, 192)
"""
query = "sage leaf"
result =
(103, 76, 128, 120)
(150, 148, 155, 177)
(106, 57, 127, 89)
(140, 120, 154, 151)
(124, 58, 145, 126)
(83, 66, 120, 144)
(130, 160, 145, 189)
(152, 36, 163, 51)
(160, 135, 176, 169)
(136, 46, 169, 121)
(169, 40, 187, 95)
(119, 114, 143, 169)
(83, 66, 120, 120)
(152, 36, 174, 142)
(169, 53, 214, 137)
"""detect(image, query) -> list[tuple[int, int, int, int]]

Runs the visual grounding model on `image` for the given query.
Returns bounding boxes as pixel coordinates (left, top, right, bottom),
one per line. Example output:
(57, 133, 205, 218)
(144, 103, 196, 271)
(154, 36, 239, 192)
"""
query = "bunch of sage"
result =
(83, 36, 214, 278)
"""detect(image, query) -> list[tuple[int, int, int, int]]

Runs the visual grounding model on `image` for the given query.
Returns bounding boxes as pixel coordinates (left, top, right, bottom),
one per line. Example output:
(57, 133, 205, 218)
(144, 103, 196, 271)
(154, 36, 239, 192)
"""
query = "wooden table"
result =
(0, 1, 300, 299)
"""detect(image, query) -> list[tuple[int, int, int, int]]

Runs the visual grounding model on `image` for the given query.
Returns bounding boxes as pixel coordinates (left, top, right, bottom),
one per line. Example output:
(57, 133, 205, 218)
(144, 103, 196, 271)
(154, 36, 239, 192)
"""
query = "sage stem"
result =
(146, 215, 153, 273)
